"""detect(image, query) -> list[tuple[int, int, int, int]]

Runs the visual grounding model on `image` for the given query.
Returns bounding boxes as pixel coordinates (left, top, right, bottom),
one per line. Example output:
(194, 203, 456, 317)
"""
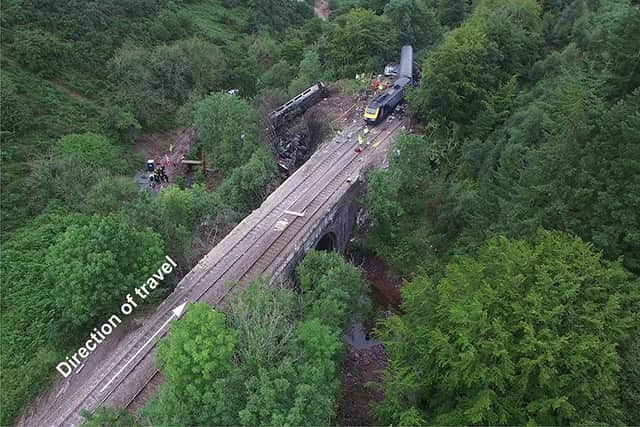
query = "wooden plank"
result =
(284, 210, 305, 217)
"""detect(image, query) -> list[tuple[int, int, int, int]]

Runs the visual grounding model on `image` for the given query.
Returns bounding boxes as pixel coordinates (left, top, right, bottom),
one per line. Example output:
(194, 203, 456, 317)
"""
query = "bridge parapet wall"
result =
(272, 177, 364, 280)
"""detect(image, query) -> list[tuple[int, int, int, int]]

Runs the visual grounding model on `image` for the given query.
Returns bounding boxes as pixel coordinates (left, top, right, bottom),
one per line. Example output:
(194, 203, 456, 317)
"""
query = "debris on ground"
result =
(134, 126, 196, 192)
(335, 341, 387, 426)
(334, 248, 404, 425)
(268, 85, 360, 174)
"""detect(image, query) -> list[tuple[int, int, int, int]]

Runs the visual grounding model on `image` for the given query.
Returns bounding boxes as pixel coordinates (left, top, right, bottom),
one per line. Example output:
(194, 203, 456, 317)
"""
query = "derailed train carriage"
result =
(269, 82, 328, 129)
(364, 45, 416, 125)
(268, 82, 329, 171)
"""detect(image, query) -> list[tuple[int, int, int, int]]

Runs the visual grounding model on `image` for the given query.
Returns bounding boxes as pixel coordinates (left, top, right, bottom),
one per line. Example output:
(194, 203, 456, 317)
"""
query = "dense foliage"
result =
(110, 38, 227, 127)
(323, 8, 398, 78)
(139, 251, 369, 425)
(193, 92, 260, 173)
(4, 0, 636, 424)
(46, 214, 165, 331)
(375, 232, 639, 425)
(1, 0, 322, 422)
(364, 0, 640, 424)
(80, 407, 137, 427)
(29, 133, 129, 211)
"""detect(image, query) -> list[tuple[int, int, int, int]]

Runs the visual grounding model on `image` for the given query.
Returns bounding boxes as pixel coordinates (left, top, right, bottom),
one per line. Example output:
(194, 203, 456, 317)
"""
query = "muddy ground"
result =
(335, 248, 403, 426)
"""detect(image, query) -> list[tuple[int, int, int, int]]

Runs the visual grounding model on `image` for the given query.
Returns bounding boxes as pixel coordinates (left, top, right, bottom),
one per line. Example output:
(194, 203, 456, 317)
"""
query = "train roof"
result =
(369, 77, 411, 107)
(400, 45, 413, 80)
(271, 82, 325, 116)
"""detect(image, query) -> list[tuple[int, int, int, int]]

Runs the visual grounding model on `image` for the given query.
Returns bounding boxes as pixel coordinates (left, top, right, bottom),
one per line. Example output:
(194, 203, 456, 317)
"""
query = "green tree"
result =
(363, 170, 404, 251)
(150, 9, 195, 42)
(193, 92, 261, 174)
(409, 0, 542, 130)
(363, 133, 440, 271)
(619, 332, 640, 425)
(297, 250, 369, 331)
(288, 49, 323, 96)
(384, 0, 441, 49)
(325, 8, 398, 78)
(408, 21, 491, 126)
(0, 74, 32, 135)
(143, 303, 243, 426)
(239, 319, 342, 426)
(471, 73, 640, 274)
(591, 4, 640, 98)
(512, 87, 640, 273)
(375, 231, 639, 425)
(111, 39, 226, 126)
(142, 250, 371, 425)
(221, 38, 259, 97)
(243, 0, 313, 32)
(259, 60, 296, 90)
(45, 214, 164, 330)
(1, 209, 88, 426)
(53, 133, 128, 173)
(226, 282, 298, 372)
(84, 176, 141, 215)
(280, 36, 305, 64)
(216, 148, 277, 214)
(149, 184, 227, 266)
(437, 0, 467, 27)
(151, 186, 199, 261)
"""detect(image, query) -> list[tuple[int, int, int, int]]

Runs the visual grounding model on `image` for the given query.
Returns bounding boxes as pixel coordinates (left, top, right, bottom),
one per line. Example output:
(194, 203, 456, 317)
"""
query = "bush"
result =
(324, 8, 398, 78)
(81, 407, 137, 427)
(1, 209, 88, 426)
(297, 250, 370, 331)
(216, 148, 278, 214)
(11, 28, 69, 76)
(0, 74, 32, 135)
(110, 39, 226, 126)
(29, 133, 128, 211)
(144, 252, 369, 425)
(150, 9, 195, 42)
(193, 92, 261, 174)
(84, 176, 142, 215)
(288, 50, 322, 97)
(45, 213, 165, 331)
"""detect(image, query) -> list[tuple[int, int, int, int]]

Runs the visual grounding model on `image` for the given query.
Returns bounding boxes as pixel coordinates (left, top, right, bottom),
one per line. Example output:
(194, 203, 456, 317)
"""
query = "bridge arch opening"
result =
(316, 232, 337, 251)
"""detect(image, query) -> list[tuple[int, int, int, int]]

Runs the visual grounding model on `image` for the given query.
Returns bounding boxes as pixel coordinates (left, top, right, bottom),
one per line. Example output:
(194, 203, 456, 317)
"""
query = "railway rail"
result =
(38, 116, 405, 427)
(123, 118, 404, 415)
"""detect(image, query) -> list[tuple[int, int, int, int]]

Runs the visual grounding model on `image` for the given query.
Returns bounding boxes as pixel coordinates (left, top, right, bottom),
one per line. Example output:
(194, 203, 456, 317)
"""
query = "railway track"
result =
(124, 370, 163, 413)
(120, 118, 404, 414)
(49, 117, 404, 426)
(239, 120, 403, 280)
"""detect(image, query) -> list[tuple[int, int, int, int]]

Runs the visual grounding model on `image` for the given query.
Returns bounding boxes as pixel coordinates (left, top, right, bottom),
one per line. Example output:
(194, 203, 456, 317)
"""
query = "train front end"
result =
(364, 101, 382, 124)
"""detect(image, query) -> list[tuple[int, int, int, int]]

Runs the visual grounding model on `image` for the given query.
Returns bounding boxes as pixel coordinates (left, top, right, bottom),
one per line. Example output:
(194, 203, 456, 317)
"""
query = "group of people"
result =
(149, 165, 169, 188)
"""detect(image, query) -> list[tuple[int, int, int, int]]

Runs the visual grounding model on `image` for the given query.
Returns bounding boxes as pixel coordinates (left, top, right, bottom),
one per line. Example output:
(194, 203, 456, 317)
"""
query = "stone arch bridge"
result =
(25, 117, 405, 427)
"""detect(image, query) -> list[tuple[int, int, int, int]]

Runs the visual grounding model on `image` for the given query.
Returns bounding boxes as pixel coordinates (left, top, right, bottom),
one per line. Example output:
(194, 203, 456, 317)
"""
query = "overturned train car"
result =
(269, 82, 328, 129)
(268, 82, 329, 172)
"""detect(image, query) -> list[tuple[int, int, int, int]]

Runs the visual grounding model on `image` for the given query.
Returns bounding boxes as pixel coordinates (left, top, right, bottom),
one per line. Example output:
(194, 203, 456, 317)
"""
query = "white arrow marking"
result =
(100, 302, 188, 393)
